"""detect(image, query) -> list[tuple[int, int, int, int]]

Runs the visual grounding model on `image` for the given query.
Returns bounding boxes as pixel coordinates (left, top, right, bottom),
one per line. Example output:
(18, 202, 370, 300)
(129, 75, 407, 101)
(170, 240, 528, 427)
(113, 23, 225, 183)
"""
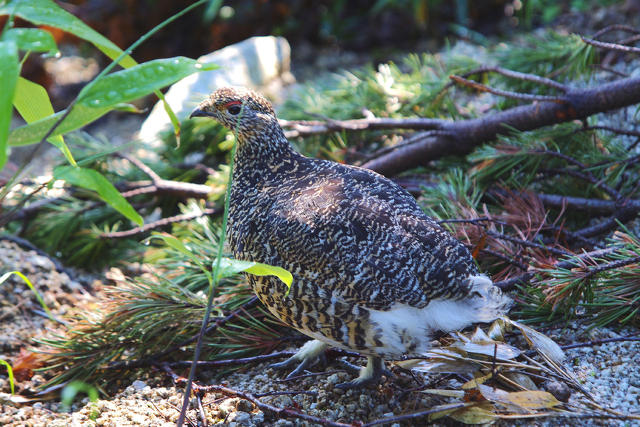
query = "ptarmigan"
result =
(190, 87, 511, 389)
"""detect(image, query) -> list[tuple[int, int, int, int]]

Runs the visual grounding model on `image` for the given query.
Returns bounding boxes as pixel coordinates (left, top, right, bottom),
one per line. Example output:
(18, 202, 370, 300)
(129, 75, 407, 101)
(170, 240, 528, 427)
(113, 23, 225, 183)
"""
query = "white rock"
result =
(138, 36, 293, 147)
(131, 380, 147, 391)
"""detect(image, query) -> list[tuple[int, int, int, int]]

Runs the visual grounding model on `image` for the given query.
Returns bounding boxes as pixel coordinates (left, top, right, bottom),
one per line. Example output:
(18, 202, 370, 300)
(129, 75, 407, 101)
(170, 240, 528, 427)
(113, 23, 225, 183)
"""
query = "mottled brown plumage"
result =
(191, 87, 510, 388)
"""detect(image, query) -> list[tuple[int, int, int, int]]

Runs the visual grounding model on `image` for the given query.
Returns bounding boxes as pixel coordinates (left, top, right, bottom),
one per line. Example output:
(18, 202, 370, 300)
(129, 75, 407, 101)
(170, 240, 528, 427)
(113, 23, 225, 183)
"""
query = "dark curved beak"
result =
(189, 107, 214, 119)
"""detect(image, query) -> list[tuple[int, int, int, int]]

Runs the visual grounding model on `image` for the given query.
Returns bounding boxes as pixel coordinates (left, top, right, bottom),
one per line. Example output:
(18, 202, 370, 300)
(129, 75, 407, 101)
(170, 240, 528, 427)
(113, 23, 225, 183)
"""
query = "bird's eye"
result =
(228, 105, 241, 115)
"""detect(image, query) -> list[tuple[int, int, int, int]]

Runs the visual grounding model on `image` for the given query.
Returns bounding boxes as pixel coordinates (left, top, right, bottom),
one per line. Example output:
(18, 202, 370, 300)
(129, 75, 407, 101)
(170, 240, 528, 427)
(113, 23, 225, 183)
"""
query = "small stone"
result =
(542, 379, 571, 402)
(131, 380, 147, 391)
(236, 399, 253, 412)
(234, 411, 252, 425)
(327, 374, 340, 385)
(252, 411, 265, 424)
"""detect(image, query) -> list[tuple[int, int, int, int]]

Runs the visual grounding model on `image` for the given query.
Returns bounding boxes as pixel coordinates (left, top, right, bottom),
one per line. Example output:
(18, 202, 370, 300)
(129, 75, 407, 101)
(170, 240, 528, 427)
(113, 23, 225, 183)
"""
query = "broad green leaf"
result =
(13, 77, 75, 165)
(0, 271, 53, 320)
(244, 263, 293, 288)
(8, 58, 215, 146)
(217, 257, 293, 288)
(1, 28, 57, 54)
(77, 57, 217, 107)
(54, 166, 143, 226)
(0, 40, 19, 169)
(0, 360, 14, 395)
(0, 0, 136, 68)
(8, 105, 110, 147)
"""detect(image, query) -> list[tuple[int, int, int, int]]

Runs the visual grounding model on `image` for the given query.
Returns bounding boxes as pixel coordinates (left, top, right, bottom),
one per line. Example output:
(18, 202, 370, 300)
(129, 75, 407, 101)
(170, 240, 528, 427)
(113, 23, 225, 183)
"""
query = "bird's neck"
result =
(233, 128, 301, 172)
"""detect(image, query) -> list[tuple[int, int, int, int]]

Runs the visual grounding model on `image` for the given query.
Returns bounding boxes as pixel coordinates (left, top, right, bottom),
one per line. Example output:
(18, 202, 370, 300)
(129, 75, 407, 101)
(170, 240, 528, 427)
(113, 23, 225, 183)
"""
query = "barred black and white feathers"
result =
(191, 87, 511, 385)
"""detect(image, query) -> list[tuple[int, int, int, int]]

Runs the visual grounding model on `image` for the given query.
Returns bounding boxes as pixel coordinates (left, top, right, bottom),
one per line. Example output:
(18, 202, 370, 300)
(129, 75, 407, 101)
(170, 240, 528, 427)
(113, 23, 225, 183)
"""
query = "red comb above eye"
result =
(223, 101, 242, 108)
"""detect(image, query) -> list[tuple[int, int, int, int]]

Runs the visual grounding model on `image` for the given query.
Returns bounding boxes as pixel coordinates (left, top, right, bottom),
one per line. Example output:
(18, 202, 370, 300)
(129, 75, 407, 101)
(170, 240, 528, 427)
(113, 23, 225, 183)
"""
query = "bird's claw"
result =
(335, 356, 386, 390)
(269, 340, 328, 379)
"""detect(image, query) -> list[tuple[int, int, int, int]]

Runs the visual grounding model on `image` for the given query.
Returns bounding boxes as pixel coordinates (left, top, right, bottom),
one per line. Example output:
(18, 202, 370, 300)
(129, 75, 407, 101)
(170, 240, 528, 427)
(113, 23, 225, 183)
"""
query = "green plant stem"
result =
(177, 103, 242, 427)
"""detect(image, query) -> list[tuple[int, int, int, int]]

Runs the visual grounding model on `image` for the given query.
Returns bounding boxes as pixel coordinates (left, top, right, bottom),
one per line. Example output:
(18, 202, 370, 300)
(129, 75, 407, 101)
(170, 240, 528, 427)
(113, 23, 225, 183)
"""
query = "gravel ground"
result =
(1, 241, 639, 426)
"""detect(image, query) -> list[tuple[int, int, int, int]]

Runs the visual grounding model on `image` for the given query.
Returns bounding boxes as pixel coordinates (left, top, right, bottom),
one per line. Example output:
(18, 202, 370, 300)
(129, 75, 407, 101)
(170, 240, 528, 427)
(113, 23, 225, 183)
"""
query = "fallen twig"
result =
(560, 332, 640, 351)
(163, 363, 353, 427)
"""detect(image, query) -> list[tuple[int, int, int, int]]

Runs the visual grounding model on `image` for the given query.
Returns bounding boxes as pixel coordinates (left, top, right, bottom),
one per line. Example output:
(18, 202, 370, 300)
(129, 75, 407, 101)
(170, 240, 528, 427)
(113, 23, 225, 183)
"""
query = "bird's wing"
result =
(262, 164, 477, 310)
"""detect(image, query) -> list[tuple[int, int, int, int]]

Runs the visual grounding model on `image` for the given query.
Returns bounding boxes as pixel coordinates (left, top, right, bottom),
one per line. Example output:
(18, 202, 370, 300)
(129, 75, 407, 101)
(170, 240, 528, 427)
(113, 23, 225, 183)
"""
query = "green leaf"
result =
(1, 28, 57, 54)
(0, 40, 19, 169)
(150, 232, 199, 263)
(8, 58, 215, 146)
(77, 57, 217, 108)
(0, 270, 53, 320)
(8, 105, 110, 147)
(13, 77, 75, 165)
(158, 91, 182, 144)
(54, 166, 143, 226)
(0, 0, 136, 68)
(0, 360, 14, 395)
(217, 257, 293, 288)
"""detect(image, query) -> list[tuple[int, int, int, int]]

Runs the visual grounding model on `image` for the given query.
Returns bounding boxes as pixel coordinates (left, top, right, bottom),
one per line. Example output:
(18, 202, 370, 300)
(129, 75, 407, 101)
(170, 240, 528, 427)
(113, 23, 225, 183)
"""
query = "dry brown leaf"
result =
(449, 402, 498, 425)
(462, 372, 495, 389)
(502, 372, 538, 391)
(12, 348, 45, 381)
(478, 384, 561, 413)
(487, 321, 505, 341)
(478, 384, 531, 414)
(503, 318, 565, 363)
(502, 390, 562, 410)
(426, 402, 475, 422)
(451, 340, 521, 360)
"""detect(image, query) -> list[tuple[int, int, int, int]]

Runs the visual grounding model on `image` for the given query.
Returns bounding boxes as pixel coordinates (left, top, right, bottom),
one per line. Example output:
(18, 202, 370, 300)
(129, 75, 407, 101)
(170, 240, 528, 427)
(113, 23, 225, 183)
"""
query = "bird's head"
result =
(190, 87, 279, 141)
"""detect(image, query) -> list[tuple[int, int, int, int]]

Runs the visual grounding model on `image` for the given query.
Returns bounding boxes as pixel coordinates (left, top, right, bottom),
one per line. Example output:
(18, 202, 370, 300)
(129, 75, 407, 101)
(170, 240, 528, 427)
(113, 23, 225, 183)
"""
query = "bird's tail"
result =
(465, 274, 512, 323)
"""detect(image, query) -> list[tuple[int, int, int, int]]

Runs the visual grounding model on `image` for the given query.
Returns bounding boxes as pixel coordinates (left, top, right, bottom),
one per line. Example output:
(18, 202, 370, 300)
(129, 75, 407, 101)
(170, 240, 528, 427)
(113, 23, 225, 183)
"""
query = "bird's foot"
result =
(335, 356, 387, 390)
(269, 339, 328, 379)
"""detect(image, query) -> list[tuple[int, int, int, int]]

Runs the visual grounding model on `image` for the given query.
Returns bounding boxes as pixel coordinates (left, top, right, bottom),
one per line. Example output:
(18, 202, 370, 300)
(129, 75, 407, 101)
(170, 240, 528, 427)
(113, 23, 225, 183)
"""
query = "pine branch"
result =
(362, 74, 640, 175)
(494, 246, 624, 290)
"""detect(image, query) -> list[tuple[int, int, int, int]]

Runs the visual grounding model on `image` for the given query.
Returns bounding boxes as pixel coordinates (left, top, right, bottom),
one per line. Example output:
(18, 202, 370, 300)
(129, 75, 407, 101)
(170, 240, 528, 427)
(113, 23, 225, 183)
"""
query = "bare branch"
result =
(454, 66, 568, 92)
(99, 208, 217, 239)
(591, 24, 640, 40)
(449, 75, 566, 103)
(581, 36, 640, 54)
(280, 117, 446, 139)
(534, 193, 640, 215)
